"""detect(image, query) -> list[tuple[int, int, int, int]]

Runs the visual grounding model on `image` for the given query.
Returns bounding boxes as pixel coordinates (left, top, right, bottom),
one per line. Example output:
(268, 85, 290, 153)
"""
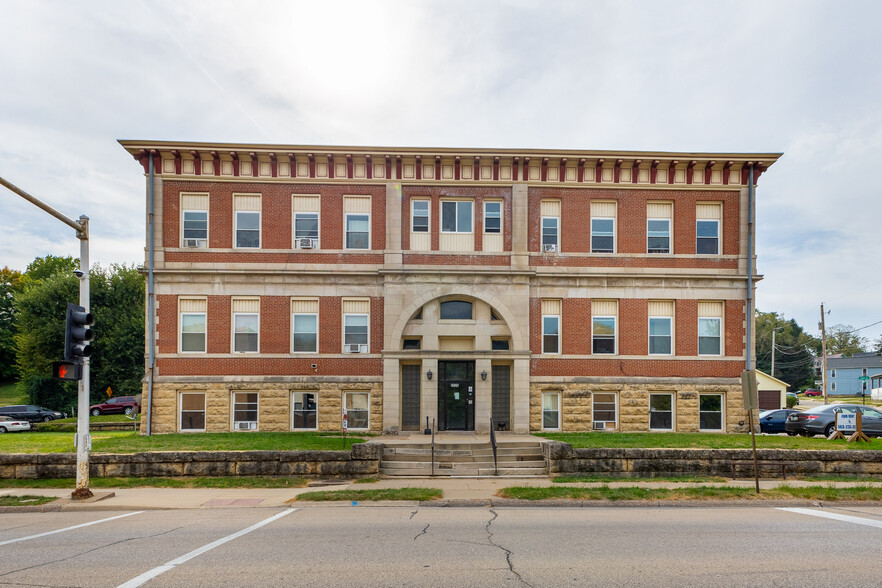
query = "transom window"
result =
(440, 300, 473, 320)
(591, 218, 615, 253)
(441, 201, 473, 233)
(484, 201, 501, 233)
(647, 219, 671, 253)
(412, 200, 429, 232)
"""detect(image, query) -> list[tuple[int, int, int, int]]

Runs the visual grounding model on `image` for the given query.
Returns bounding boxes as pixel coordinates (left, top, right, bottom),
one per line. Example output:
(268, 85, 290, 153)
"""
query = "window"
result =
(182, 211, 208, 246)
(180, 298, 206, 353)
(592, 317, 616, 354)
(292, 391, 317, 430)
(698, 317, 721, 355)
(179, 392, 206, 432)
(344, 314, 368, 352)
(232, 392, 258, 430)
(831, 369, 836, 378)
(699, 394, 723, 430)
(294, 213, 319, 244)
(649, 394, 673, 430)
(234, 194, 261, 248)
(649, 317, 672, 355)
(491, 339, 510, 351)
(831, 382, 837, 392)
(591, 218, 615, 253)
(647, 219, 671, 254)
(232, 299, 259, 353)
(863, 368, 868, 376)
(345, 214, 370, 249)
(440, 300, 473, 320)
(441, 200, 473, 233)
(696, 220, 719, 255)
(484, 201, 501, 233)
(593, 393, 617, 430)
(344, 392, 369, 429)
(542, 392, 560, 430)
(412, 200, 429, 232)
(292, 314, 317, 353)
(541, 217, 559, 249)
(402, 338, 421, 350)
(542, 315, 560, 354)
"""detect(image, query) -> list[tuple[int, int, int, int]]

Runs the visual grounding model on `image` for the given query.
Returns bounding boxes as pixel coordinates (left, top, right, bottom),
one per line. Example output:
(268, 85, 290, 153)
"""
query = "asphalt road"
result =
(2, 505, 882, 587)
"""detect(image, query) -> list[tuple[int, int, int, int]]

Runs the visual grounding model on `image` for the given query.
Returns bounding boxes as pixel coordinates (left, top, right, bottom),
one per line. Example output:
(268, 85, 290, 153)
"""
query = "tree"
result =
(23, 255, 77, 282)
(0, 267, 22, 381)
(823, 324, 867, 357)
(755, 310, 817, 391)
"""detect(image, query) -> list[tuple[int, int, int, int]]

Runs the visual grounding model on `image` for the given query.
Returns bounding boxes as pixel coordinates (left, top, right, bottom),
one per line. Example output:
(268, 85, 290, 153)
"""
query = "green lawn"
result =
(0, 381, 26, 406)
(536, 432, 882, 450)
(54, 415, 141, 424)
(0, 432, 369, 453)
(498, 484, 882, 501)
(293, 488, 442, 502)
(0, 476, 309, 489)
(0, 495, 57, 507)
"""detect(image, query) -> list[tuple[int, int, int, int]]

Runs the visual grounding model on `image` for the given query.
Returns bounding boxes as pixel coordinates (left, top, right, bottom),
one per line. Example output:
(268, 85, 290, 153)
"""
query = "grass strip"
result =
(353, 477, 379, 484)
(536, 432, 882, 450)
(0, 495, 57, 507)
(498, 484, 882, 501)
(294, 488, 443, 502)
(0, 476, 309, 489)
(552, 475, 726, 484)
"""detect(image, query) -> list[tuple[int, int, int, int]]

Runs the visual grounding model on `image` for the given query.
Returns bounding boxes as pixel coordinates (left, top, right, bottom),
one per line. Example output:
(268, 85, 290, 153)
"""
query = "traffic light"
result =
(64, 303, 94, 363)
(52, 361, 82, 381)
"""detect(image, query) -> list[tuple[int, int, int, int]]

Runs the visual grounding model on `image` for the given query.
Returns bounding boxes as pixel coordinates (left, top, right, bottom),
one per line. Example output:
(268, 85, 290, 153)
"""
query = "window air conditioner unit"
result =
(236, 421, 257, 430)
(347, 344, 367, 353)
(593, 422, 606, 430)
(184, 239, 205, 248)
(543, 243, 557, 253)
(297, 238, 316, 249)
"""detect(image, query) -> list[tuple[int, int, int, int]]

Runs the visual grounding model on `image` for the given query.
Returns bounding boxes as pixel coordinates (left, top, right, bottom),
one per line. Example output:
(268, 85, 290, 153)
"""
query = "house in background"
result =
(756, 370, 789, 410)
(121, 141, 779, 435)
(827, 352, 882, 396)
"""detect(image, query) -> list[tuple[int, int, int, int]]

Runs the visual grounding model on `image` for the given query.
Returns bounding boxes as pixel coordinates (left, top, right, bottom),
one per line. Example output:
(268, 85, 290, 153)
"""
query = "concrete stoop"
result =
(380, 440, 548, 478)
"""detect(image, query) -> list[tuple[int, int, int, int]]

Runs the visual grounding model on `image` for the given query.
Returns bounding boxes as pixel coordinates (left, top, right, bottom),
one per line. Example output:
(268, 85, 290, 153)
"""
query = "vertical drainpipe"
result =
(746, 163, 755, 373)
(146, 152, 156, 436)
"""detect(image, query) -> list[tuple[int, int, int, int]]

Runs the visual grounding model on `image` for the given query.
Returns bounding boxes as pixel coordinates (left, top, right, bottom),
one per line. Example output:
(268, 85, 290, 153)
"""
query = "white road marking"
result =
(117, 508, 297, 588)
(778, 507, 882, 529)
(0, 511, 145, 546)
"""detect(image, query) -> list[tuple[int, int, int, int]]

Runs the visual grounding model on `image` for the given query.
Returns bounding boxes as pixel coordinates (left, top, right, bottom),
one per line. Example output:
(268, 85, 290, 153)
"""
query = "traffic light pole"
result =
(0, 177, 92, 499)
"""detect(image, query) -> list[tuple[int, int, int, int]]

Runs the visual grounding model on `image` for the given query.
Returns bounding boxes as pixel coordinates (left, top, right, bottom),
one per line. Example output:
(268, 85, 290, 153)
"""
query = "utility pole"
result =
(771, 329, 776, 378)
(820, 303, 828, 406)
(0, 177, 93, 499)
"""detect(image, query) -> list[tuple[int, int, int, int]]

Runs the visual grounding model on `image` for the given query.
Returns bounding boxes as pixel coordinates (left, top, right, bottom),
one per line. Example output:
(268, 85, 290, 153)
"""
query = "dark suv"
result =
(0, 405, 66, 423)
(89, 396, 140, 416)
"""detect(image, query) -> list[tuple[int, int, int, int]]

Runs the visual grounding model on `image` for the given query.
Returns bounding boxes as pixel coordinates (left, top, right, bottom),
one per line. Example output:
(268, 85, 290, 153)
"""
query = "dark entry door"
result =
(439, 361, 475, 431)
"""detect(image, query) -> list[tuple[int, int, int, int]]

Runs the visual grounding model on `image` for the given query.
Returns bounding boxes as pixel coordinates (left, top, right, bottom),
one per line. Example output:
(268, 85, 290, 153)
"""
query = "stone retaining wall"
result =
(0, 443, 381, 480)
(543, 442, 882, 478)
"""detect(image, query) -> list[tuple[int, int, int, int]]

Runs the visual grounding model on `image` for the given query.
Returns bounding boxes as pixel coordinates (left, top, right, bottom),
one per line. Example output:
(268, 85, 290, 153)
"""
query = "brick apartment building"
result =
(121, 141, 780, 435)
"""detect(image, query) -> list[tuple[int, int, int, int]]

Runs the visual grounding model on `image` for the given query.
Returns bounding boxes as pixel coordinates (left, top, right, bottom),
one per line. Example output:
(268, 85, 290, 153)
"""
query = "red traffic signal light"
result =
(52, 361, 82, 381)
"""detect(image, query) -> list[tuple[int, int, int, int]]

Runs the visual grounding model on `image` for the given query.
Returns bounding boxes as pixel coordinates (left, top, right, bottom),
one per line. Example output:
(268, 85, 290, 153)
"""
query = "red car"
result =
(89, 396, 140, 416)
(804, 389, 823, 397)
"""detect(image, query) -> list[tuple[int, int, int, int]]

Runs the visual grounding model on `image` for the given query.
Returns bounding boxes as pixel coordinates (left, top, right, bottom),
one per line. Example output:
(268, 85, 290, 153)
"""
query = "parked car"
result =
(786, 392, 799, 406)
(0, 415, 31, 433)
(0, 405, 66, 423)
(804, 389, 823, 397)
(89, 396, 140, 416)
(785, 404, 882, 437)
(759, 409, 800, 434)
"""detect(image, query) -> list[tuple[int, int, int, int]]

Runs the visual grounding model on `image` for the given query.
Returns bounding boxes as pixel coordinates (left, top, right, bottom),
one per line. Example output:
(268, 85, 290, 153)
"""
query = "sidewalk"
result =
(4, 476, 882, 511)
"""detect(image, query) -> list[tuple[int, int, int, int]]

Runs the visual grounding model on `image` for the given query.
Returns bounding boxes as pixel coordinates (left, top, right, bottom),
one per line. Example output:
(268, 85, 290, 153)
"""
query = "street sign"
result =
(740, 370, 758, 409)
(106, 386, 113, 398)
(859, 376, 870, 381)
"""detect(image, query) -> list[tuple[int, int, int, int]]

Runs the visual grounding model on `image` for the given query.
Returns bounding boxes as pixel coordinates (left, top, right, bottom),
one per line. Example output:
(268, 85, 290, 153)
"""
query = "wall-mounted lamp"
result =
(426, 370, 433, 380)
(481, 370, 488, 381)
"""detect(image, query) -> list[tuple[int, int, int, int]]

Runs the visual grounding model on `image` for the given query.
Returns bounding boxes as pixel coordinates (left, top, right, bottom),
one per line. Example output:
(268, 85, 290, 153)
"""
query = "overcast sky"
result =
(1, 0, 880, 346)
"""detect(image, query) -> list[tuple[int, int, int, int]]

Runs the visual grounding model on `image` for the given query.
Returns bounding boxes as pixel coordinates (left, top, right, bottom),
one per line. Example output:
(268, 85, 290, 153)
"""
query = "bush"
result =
(786, 394, 798, 408)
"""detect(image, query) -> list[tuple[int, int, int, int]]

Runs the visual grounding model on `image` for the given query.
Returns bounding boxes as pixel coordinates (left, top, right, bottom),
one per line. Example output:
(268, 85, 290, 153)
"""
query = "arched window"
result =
(440, 300, 473, 320)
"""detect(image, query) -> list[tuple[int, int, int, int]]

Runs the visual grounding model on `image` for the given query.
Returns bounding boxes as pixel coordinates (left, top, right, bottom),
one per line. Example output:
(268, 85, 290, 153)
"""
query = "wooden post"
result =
(847, 410, 871, 443)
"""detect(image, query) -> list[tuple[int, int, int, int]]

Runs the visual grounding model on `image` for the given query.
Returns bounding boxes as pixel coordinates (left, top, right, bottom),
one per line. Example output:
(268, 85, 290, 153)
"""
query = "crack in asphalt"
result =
(409, 509, 418, 520)
(413, 524, 430, 541)
(0, 527, 183, 578)
(485, 509, 531, 587)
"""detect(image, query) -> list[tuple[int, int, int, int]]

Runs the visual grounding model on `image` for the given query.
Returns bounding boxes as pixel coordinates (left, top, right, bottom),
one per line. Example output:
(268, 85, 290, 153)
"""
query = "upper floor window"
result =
(412, 200, 430, 232)
(345, 214, 370, 249)
(179, 298, 206, 353)
(441, 200, 473, 233)
(698, 317, 722, 355)
(831, 369, 836, 378)
(181, 193, 208, 248)
(592, 316, 616, 354)
(540, 199, 560, 252)
(342, 298, 370, 353)
(293, 195, 320, 249)
(232, 298, 259, 353)
(541, 299, 561, 354)
(647, 201, 673, 254)
(234, 194, 261, 248)
(440, 300, 473, 320)
(649, 317, 673, 355)
(590, 201, 616, 253)
(484, 201, 501, 233)
(696, 202, 722, 255)
(292, 314, 318, 353)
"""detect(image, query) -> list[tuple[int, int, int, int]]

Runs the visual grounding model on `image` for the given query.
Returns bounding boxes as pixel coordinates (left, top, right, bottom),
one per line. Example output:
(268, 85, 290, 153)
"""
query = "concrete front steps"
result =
(379, 440, 548, 477)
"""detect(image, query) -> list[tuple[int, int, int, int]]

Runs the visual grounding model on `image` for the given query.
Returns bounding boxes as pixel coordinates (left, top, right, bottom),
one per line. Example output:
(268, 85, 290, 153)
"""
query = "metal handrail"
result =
(490, 418, 498, 476)
(430, 418, 435, 477)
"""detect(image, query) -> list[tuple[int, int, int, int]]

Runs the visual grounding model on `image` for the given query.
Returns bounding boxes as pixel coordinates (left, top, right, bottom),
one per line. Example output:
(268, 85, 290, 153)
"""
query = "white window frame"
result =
(696, 219, 720, 255)
(180, 312, 206, 354)
(648, 316, 673, 356)
(649, 393, 674, 431)
(484, 200, 502, 234)
(235, 210, 261, 249)
(698, 317, 722, 356)
(698, 393, 724, 431)
(647, 217, 671, 254)
(293, 211, 320, 249)
(542, 392, 561, 430)
(411, 200, 430, 233)
(343, 313, 369, 353)
(179, 392, 206, 432)
(291, 391, 318, 431)
(233, 312, 260, 353)
(181, 209, 209, 248)
(592, 392, 618, 430)
(831, 369, 836, 378)
(831, 382, 837, 392)
(344, 212, 371, 250)
(292, 313, 318, 353)
(592, 316, 617, 355)
(232, 391, 259, 431)
(440, 200, 473, 234)
(344, 391, 370, 430)
(590, 216, 615, 253)
(541, 216, 559, 249)
(542, 314, 560, 355)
